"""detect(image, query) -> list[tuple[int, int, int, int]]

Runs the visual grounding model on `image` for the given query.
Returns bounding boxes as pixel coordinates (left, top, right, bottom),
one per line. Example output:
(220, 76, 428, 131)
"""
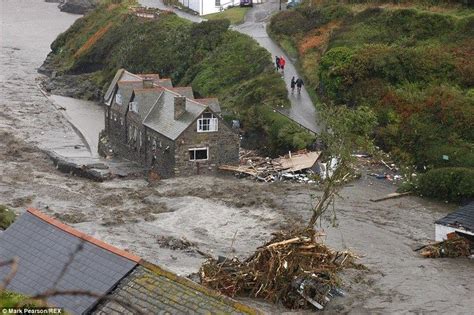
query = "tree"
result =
(309, 104, 376, 227)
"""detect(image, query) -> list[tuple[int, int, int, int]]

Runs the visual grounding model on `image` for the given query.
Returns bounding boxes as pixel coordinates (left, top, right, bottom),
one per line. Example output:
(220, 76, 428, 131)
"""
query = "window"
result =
(215, 0, 220, 6)
(152, 139, 157, 151)
(105, 110, 108, 118)
(120, 118, 123, 126)
(128, 125, 133, 140)
(139, 131, 142, 147)
(113, 113, 117, 122)
(189, 147, 208, 161)
(115, 93, 122, 105)
(197, 113, 218, 132)
(133, 127, 137, 141)
(129, 101, 138, 113)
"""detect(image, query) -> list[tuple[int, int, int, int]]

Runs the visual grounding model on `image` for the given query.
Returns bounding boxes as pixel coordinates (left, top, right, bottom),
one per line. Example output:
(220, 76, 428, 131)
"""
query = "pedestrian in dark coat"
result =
(275, 56, 280, 71)
(296, 78, 304, 93)
(290, 76, 296, 94)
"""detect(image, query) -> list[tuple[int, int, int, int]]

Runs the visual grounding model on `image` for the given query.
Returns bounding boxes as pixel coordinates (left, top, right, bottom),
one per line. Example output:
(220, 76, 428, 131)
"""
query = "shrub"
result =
(268, 10, 309, 37)
(0, 205, 15, 230)
(417, 167, 474, 201)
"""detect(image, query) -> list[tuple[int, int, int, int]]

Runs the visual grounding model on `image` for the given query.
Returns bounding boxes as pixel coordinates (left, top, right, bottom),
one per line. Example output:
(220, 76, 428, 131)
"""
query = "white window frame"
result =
(197, 113, 218, 133)
(129, 101, 138, 113)
(189, 147, 209, 161)
(115, 93, 122, 105)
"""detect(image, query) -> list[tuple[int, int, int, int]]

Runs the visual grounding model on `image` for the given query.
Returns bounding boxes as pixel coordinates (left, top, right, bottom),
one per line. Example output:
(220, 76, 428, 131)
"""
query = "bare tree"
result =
(308, 104, 376, 227)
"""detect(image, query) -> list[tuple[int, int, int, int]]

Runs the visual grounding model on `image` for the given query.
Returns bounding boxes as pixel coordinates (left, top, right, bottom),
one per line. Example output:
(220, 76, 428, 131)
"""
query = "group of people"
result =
(291, 76, 304, 94)
(275, 55, 304, 94)
(275, 55, 286, 73)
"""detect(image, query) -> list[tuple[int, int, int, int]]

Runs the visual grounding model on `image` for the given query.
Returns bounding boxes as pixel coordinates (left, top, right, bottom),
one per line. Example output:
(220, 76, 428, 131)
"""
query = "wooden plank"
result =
(370, 192, 412, 202)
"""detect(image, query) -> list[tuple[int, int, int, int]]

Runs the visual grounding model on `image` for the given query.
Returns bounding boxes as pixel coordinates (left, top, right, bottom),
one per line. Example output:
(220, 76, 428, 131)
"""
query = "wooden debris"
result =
(199, 228, 362, 310)
(219, 149, 321, 183)
(370, 192, 412, 202)
(420, 234, 471, 258)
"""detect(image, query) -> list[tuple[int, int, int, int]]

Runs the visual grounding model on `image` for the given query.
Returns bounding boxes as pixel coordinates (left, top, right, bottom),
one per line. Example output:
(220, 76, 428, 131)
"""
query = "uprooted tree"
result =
(309, 104, 377, 227)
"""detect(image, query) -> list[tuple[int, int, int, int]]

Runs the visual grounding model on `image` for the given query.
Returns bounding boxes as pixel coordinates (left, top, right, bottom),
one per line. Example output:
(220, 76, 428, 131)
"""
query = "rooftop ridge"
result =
(26, 208, 142, 263)
(133, 87, 164, 93)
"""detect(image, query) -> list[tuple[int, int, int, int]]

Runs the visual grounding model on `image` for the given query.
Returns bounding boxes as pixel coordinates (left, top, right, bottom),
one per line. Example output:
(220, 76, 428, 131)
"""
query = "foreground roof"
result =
(0, 209, 257, 314)
(436, 201, 474, 233)
(93, 264, 254, 314)
(0, 209, 138, 314)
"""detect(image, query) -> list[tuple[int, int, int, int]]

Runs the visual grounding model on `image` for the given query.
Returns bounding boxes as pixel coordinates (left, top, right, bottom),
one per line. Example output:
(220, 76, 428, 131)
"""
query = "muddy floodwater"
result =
(1, 1, 473, 314)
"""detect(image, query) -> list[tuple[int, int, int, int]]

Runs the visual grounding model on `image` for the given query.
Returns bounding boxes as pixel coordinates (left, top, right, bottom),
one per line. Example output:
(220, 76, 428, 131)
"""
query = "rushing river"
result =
(0, 0, 103, 160)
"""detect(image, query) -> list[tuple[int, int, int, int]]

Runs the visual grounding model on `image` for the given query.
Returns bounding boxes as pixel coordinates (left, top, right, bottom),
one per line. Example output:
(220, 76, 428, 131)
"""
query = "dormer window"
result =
(129, 101, 138, 113)
(197, 113, 218, 132)
(115, 93, 122, 105)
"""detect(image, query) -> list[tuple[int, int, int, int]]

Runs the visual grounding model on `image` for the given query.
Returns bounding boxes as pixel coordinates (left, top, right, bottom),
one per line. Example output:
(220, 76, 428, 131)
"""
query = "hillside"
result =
(269, 0, 474, 201)
(40, 0, 314, 155)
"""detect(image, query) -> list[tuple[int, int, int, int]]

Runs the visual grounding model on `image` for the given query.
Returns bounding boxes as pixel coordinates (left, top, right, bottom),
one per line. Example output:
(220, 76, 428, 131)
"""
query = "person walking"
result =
(296, 77, 304, 94)
(275, 56, 280, 71)
(279, 56, 286, 74)
(290, 76, 296, 94)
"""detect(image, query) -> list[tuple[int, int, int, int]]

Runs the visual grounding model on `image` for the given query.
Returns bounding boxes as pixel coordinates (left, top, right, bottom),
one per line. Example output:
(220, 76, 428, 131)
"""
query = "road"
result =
(139, 0, 321, 134)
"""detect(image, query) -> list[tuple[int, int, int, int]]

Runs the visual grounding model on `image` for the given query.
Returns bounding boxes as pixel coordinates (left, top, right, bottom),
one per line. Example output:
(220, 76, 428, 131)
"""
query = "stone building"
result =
(101, 69, 239, 178)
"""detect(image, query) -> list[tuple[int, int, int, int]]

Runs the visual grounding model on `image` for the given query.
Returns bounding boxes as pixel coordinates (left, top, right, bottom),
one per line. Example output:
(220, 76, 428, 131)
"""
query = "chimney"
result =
(174, 96, 186, 120)
(143, 77, 154, 89)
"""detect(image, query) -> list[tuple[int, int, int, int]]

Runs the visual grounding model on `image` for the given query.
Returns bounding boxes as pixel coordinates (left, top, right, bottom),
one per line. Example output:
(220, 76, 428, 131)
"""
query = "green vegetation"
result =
(0, 291, 38, 308)
(269, 0, 473, 200)
(417, 167, 474, 201)
(204, 7, 250, 25)
(47, 1, 314, 155)
(0, 205, 15, 230)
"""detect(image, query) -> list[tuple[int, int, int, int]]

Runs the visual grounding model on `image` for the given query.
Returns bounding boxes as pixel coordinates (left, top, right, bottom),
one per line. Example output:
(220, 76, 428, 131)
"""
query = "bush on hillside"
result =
(0, 205, 15, 230)
(417, 167, 474, 201)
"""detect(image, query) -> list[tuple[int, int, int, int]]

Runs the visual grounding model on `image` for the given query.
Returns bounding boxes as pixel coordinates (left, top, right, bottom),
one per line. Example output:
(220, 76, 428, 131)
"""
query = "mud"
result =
(1, 1, 473, 314)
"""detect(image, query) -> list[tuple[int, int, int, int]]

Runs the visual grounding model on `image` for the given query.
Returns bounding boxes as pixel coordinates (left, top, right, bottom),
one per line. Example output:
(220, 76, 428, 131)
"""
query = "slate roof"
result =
(105, 69, 223, 140)
(143, 90, 207, 140)
(0, 209, 258, 314)
(0, 209, 138, 314)
(93, 264, 256, 315)
(132, 88, 164, 121)
(435, 201, 474, 233)
(197, 98, 221, 113)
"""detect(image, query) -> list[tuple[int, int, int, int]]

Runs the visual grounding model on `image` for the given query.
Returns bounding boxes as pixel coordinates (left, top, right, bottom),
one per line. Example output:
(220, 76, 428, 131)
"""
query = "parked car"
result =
(240, 0, 253, 7)
(286, 0, 302, 9)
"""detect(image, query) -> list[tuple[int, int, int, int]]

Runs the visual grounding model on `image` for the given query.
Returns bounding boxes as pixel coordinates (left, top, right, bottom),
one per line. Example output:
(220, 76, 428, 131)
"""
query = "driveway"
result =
(139, 0, 321, 134)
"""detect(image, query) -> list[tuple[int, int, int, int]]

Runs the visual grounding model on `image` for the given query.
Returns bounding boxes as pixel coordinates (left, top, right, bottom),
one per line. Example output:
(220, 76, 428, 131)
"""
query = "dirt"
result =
(1, 1, 473, 314)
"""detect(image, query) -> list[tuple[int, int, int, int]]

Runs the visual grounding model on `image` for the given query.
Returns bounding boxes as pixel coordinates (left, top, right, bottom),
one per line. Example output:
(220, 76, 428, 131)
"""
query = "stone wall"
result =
(145, 130, 176, 179)
(174, 114, 239, 177)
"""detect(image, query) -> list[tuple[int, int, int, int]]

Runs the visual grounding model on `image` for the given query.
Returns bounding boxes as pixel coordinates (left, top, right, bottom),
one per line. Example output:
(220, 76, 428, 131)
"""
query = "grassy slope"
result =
(47, 1, 314, 155)
(204, 7, 250, 25)
(268, 0, 474, 200)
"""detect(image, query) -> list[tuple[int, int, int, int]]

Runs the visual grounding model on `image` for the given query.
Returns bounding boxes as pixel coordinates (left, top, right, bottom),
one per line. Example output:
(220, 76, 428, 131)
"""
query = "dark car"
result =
(240, 0, 253, 7)
(286, 0, 302, 9)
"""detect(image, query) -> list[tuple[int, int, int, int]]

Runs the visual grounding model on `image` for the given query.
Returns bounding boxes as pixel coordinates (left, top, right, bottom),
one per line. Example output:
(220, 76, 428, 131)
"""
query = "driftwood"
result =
(370, 192, 412, 202)
(200, 228, 362, 310)
(420, 234, 471, 258)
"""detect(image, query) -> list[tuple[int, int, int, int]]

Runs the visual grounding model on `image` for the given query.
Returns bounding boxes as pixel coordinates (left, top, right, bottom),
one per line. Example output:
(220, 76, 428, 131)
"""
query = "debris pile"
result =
(219, 150, 321, 183)
(420, 234, 471, 258)
(200, 228, 361, 310)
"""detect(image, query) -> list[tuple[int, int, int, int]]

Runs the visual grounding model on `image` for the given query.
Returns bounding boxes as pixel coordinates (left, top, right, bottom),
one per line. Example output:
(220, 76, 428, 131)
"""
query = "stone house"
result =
(101, 69, 239, 178)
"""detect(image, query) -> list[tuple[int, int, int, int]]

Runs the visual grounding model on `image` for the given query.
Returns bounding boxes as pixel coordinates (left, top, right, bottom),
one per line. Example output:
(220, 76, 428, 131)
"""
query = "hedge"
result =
(417, 167, 474, 201)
